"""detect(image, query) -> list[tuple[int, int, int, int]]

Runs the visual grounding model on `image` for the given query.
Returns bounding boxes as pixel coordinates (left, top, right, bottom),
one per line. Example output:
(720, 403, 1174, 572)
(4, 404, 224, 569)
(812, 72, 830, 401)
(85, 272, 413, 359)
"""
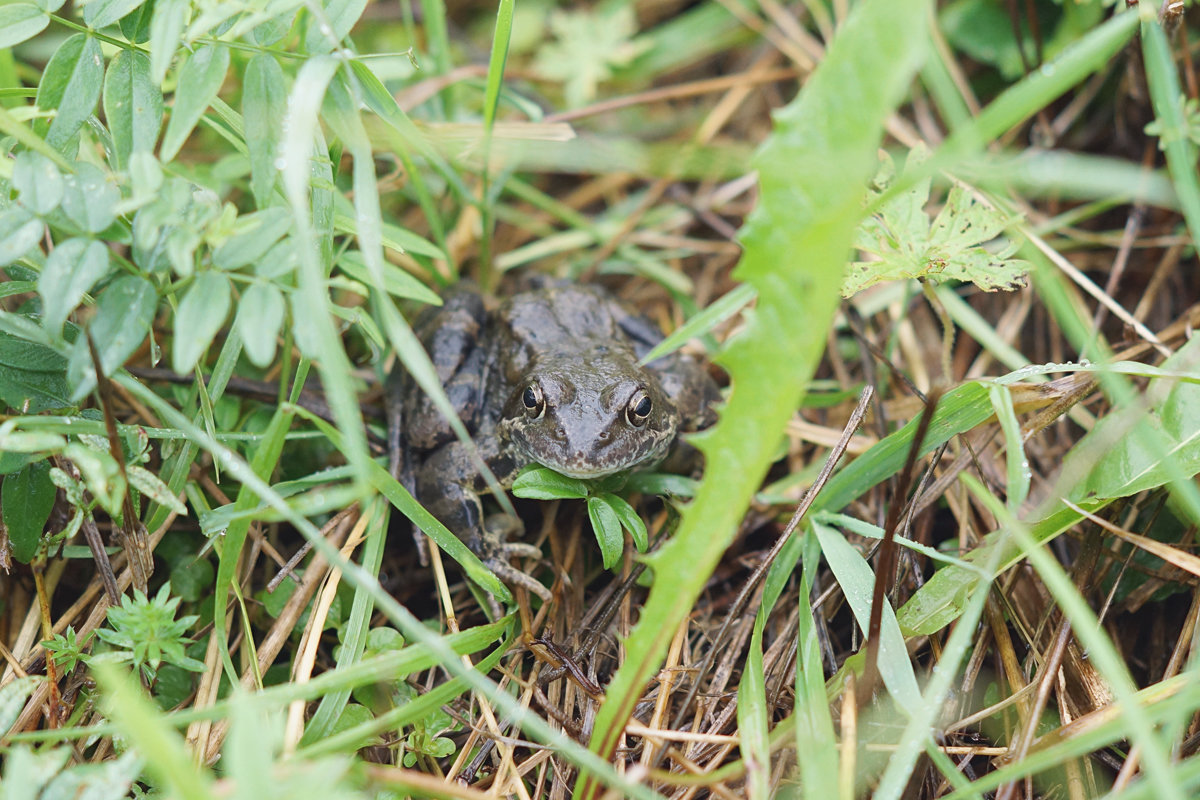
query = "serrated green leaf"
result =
(148, 0, 187, 84)
(587, 495, 623, 569)
(160, 45, 230, 161)
(845, 147, 1029, 296)
(67, 275, 157, 400)
(0, 3, 48, 52)
(36, 33, 104, 152)
(62, 163, 119, 233)
(39, 237, 110, 335)
(13, 150, 64, 214)
(242, 54, 286, 209)
(0, 330, 71, 412)
(82, 0, 147, 30)
(510, 466, 590, 500)
(0, 207, 45, 266)
(172, 271, 231, 373)
(534, 6, 648, 108)
(3, 459, 56, 563)
(103, 49, 162, 169)
(235, 283, 285, 367)
(602, 492, 647, 552)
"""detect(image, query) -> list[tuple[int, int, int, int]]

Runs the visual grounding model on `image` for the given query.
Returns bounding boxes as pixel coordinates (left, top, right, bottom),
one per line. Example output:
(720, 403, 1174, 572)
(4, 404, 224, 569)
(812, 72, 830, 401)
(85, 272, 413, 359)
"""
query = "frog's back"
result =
(497, 285, 633, 369)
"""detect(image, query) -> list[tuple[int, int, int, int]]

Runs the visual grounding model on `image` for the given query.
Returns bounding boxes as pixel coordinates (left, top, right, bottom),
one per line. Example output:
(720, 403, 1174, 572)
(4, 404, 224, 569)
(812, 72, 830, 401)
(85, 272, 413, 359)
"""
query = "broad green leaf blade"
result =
(211, 206, 292, 269)
(586, 495, 623, 570)
(2, 458, 55, 563)
(148, 0, 187, 84)
(160, 45, 230, 161)
(172, 271, 231, 373)
(510, 466, 590, 500)
(0, 330, 71, 411)
(580, 0, 932, 788)
(12, 150, 64, 214)
(304, 0, 366, 52)
(0, 4, 48, 54)
(67, 275, 157, 399)
(242, 54, 286, 208)
(235, 283, 285, 368)
(0, 207, 46, 266)
(813, 520, 921, 712)
(39, 237, 110, 335)
(82, 0, 147, 31)
(61, 163, 119, 233)
(36, 34, 104, 153)
(102, 49, 162, 169)
(603, 492, 647, 552)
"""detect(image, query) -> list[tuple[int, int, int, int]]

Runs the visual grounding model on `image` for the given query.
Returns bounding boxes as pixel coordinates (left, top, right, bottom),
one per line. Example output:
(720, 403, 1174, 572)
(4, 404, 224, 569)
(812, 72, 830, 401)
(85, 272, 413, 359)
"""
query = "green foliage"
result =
(1, 457, 55, 562)
(43, 626, 88, 672)
(399, 703, 458, 767)
(511, 465, 648, 569)
(94, 583, 206, 682)
(844, 145, 1030, 296)
(534, 5, 648, 108)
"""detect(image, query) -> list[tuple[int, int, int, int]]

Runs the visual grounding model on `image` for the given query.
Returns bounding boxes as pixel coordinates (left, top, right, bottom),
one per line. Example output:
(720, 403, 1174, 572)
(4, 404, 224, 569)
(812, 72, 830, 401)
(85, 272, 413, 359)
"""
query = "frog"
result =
(386, 282, 719, 600)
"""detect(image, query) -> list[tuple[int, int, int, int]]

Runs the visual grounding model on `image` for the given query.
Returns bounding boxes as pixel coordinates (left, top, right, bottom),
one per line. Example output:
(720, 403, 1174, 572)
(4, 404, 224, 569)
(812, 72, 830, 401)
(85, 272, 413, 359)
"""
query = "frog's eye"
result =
(522, 384, 545, 418)
(625, 389, 652, 427)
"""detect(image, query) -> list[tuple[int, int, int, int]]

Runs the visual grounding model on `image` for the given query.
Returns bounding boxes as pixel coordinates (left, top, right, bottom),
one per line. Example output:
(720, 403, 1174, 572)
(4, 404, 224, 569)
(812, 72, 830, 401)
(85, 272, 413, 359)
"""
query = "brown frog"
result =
(387, 282, 718, 599)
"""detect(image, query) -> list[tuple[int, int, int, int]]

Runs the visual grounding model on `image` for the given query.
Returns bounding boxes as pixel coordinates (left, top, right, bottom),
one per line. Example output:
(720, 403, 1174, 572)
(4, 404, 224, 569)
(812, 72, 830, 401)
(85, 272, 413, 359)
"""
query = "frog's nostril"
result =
(597, 431, 609, 440)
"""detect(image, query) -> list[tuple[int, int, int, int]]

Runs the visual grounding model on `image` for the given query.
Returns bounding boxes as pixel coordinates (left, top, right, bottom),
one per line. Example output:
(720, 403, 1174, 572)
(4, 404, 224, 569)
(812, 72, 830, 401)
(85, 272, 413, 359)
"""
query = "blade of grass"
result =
(1140, 12, 1200, 251)
(793, 530, 840, 797)
(577, 0, 932, 793)
(477, 0, 513, 292)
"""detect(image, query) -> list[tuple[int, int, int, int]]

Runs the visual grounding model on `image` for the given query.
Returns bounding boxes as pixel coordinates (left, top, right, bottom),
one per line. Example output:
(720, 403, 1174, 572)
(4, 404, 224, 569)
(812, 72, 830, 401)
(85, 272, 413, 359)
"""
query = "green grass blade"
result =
(577, 0, 933, 793)
(1140, 12, 1200, 248)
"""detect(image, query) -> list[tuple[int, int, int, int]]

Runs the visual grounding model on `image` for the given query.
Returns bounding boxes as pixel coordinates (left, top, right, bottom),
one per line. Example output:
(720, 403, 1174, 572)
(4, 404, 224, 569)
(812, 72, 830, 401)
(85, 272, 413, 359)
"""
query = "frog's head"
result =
(498, 354, 679, 479)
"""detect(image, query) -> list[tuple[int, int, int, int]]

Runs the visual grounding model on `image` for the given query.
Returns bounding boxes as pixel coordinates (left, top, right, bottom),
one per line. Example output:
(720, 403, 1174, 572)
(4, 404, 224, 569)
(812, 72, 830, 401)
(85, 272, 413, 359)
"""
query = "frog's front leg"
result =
(414, 442, 551, 602)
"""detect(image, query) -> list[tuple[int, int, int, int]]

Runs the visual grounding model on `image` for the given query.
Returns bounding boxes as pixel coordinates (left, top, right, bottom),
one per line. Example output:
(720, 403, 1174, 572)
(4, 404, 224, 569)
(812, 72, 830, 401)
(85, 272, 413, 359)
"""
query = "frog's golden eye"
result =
(522, 384, 545, 418)
(625, 389, 652, 427)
